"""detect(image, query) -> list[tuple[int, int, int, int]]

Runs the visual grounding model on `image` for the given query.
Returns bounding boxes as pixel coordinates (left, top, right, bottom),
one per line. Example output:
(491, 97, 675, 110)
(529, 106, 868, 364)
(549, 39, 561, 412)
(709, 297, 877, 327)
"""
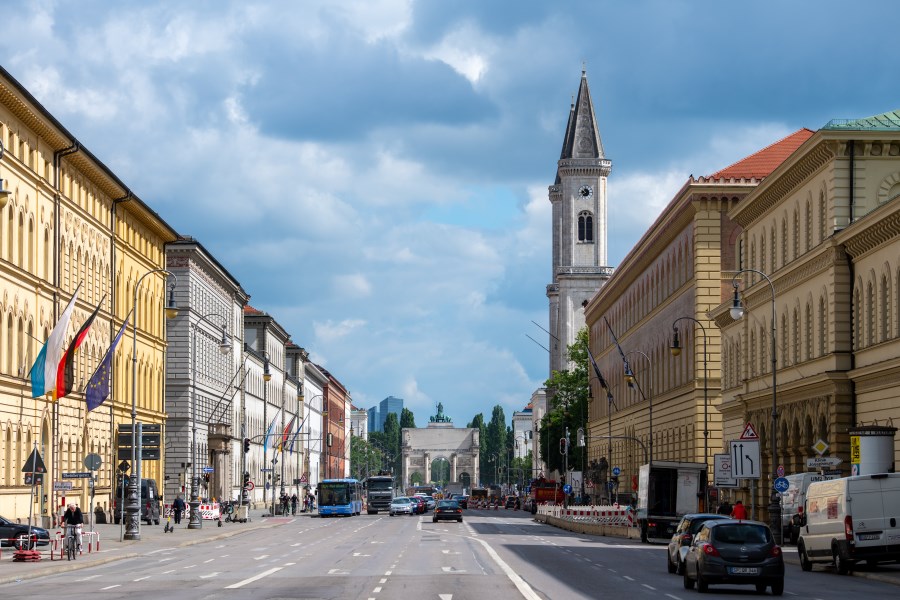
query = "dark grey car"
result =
(683, 519, 785, 596)
(0, 515, 50, 549)
(667, 513, 730, 574)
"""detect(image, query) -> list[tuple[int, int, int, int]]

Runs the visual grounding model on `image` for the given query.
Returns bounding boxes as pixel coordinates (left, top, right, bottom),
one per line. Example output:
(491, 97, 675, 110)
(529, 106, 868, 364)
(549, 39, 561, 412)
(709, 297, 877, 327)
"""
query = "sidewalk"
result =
(0, 508, 315, 584)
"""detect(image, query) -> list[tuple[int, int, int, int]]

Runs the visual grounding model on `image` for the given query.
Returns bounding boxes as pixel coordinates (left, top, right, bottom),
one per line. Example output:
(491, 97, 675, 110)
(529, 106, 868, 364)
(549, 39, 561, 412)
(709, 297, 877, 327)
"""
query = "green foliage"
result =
(468, 413, 488, 483)
(539, 327, 591, 475)
(349, 435, 384, 481)
(400, 408, 416, 429)
(409, 471, 423, 485)
(484, 406, 507, 485)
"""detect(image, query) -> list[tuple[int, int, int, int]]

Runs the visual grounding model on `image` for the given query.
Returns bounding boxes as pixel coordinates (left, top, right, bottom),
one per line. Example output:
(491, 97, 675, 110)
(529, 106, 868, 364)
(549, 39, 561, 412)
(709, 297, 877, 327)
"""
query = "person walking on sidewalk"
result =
(173, 494, 186, 525)
(290, 493, 298, 515)
(730, 499, 748, 520)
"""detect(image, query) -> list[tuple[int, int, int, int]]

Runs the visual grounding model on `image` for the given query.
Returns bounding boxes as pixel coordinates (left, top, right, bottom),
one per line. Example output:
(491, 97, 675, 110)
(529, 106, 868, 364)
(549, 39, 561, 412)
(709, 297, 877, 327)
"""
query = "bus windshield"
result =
(319, 483, 349, 506)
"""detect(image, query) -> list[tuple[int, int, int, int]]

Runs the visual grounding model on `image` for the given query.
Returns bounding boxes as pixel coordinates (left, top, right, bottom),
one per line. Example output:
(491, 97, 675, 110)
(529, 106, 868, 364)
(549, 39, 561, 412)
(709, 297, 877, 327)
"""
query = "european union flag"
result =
(86, 317, 129, 412)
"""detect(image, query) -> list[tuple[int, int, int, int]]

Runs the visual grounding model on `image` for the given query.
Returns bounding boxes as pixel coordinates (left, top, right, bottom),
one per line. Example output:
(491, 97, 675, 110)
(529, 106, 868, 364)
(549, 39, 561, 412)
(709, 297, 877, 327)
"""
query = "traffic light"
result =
(243, 471, 250, 488)
(559, 438, 568, 455)
(204, 473, 210, 483)
(243, 437, 250, 453)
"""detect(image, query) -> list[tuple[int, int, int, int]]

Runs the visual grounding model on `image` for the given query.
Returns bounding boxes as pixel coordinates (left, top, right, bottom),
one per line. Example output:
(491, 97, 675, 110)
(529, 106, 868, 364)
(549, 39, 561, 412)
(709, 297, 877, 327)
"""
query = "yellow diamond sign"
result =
(812, 439, 829, 456)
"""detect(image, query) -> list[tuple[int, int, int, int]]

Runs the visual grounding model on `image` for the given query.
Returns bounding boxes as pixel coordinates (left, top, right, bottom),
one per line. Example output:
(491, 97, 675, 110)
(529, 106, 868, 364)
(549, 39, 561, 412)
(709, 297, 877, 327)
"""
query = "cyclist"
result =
(60, 502, 84, 551)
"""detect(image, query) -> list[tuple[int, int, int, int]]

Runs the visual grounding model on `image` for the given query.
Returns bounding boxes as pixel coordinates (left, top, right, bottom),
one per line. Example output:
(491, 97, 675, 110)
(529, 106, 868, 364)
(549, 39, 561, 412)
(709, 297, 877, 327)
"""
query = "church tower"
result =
(547, 69, 613, 374)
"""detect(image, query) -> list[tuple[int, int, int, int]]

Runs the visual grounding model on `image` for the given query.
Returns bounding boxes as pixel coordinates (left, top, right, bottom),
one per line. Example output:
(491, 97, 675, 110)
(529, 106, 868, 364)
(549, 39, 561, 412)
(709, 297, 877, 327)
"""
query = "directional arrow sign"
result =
(806, 456, 842, 468)
(729, 440, 761, 479)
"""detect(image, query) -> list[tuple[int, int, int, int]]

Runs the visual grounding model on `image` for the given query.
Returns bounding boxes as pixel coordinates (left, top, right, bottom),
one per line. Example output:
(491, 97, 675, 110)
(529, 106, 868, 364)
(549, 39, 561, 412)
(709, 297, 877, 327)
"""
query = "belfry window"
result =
(578, 211, 594, 242)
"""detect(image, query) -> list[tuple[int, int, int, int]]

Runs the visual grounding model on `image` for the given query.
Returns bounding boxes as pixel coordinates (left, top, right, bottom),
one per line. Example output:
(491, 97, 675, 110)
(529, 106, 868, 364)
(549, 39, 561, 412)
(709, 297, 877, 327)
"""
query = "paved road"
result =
(2, 507, 899, 599)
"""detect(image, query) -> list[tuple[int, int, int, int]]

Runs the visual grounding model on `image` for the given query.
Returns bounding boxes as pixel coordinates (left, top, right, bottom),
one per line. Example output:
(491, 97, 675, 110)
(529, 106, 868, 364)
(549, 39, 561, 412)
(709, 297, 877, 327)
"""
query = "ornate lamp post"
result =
(125, 270, 177, 541)
(730, 269, 781, 544)
(187, 312, 231, 529)
(670, 316, 710, 511)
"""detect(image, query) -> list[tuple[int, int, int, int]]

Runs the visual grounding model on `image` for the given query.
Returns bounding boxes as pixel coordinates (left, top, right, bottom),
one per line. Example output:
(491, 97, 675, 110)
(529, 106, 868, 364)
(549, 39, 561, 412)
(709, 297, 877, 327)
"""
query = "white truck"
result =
(636, 461, 707, 543)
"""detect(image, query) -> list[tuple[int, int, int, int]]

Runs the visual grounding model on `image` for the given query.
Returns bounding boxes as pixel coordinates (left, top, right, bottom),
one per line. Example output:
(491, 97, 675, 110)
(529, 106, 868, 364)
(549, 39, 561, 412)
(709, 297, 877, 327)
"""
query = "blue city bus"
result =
(318, 478, 363, 517)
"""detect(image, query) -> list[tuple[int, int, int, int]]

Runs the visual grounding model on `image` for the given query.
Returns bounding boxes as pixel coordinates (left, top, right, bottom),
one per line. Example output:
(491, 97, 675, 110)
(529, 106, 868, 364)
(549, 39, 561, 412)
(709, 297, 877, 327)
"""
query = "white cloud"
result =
(313, 318, 367, 343)
(424, 22, 493, 85)
(333, 273, 373, 297)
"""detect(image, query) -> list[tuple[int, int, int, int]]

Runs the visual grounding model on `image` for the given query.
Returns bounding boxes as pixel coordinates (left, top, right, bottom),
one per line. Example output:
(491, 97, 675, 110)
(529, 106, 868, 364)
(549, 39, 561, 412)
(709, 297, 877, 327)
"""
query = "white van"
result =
(780, 472, 839, 543)
(797, 473, 900, 574)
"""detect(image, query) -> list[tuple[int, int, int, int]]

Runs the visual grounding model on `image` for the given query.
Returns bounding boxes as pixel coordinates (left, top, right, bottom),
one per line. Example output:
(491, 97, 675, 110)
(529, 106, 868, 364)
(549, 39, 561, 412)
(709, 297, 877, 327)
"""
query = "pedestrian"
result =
(173, 494, 186, 525)
(730, 499, 747, 520)
(291, 493, 298, 515)
(717, 501, 732, 516)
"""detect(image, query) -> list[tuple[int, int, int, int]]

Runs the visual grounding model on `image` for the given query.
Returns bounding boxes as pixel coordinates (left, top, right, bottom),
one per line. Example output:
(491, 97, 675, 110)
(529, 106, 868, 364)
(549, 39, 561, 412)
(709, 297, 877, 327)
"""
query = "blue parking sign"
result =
(563, 484, 572, 494)
(612, 466, 621, 476)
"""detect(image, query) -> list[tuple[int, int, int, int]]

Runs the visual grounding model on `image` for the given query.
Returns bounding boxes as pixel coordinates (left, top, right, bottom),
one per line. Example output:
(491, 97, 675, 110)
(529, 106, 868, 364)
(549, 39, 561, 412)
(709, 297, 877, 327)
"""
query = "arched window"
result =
(792, 208, 800, 260)
(805, 303, 812, 361)
(781, 314, 788, 367)
(750, 330, 757, 378)
(781, 217, 788, 268)
(759, 326, 767, 375)
(760, 230, 766, 274)
(854, 288, 862, 350)
(578, 211, 594, 242)
(793, 307, 800, 364)
(770, 225, 776, 273)
(819, 191, 826, 243)
(881, 274, 890, 343)
(805, 200, 812, 251)
(818, 297, 827, 356)
(866, 282, 875, 347)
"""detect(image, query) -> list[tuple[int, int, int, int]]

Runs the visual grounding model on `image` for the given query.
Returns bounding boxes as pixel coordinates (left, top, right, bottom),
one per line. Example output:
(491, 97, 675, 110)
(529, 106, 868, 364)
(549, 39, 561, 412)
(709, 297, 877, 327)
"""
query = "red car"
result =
(410, 496, 426, 514)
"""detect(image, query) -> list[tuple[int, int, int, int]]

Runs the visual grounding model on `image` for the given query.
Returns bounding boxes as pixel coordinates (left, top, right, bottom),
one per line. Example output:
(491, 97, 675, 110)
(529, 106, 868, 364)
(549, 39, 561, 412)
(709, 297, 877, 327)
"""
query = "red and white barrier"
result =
(163, 502, 220, 520)
(536, 503, 636, 527)
(51, 529, 100, 560)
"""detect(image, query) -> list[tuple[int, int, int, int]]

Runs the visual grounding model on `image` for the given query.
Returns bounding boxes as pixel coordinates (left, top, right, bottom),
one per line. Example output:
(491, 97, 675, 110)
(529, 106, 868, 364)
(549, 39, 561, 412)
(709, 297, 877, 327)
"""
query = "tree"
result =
(400, 408, 416, 429)
(468, 413, 488, 485)
(539, 327, 590, 477)
(349, 435, 384, 481)
(382, 412, 401, 475)
(485, 405, 507, 486)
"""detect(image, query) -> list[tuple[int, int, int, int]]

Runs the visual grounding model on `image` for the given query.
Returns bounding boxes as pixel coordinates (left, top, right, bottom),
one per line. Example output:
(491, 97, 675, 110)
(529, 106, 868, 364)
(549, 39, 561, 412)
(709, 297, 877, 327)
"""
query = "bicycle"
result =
(64, 524, 78, 561)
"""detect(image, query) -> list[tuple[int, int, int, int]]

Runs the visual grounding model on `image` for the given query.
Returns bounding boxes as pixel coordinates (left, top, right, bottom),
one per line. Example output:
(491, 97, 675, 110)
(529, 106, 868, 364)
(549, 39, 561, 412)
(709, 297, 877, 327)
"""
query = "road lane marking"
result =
(373, 587, 382, 593)
(285, 562, 296, 566)
(253, 554, 270, 560)
(469, 536, 541, 600)
(225, 567, 284, 589)
(101, 585, 121, 590)
(623, 576, 635, 581)
(204, 559, 214, 563)
(133, 576, 151, 582)
(161, 570, 175, 574)
(643, 584, 656, 590)
(380, 578, 387, 583)
(76, 575, 101, 581)
(183, 565, 197, 569)
(385, 571, 392, 576)
(200, 573, 220, 579)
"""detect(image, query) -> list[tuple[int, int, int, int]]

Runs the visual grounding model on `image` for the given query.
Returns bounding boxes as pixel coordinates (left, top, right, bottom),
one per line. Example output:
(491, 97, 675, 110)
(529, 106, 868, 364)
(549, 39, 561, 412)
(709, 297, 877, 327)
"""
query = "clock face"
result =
(578, 185, 593, 200)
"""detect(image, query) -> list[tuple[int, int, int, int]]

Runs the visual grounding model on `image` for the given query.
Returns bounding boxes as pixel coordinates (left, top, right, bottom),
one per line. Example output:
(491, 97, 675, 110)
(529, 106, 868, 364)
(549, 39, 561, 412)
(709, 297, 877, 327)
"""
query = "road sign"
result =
(563, 484, 572, 494)
(612, 466, 621, 476)
(22, 448, 47, 473)
(812, 439, 829, 456)
(586, 481, 594, 488)
(740, 422, 759, 440)
(203, 467, 214, 473)
(806, 456, 842, 468)
(84, 453, 102, 471)
(299, 473, 308, 483)
(714, 453, 738, 488)
(774, 477, 790, 493)
(24, 473, 44, 486)
(62, 472, 92, 479)
(54, 481, 74, 491)
(776, 465, 785, 477)
(118, 460, 130, 473)
(729, 439, 761, 479)
(244, 481, 255, 491)
(260, 468, 273, 472)
(141, 448, 160, 460)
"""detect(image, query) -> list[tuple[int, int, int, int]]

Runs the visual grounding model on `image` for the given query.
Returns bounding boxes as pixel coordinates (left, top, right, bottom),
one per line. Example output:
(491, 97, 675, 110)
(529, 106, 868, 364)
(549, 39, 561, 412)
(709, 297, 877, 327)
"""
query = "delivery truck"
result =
(636, 461, 707, 543)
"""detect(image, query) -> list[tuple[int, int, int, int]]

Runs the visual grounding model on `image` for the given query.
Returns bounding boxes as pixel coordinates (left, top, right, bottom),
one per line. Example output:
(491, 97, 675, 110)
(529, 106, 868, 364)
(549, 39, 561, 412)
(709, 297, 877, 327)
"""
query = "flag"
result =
(584, 343, 609, 391)
(288, 415, 308, 455)
(279, 415, 297, 453)
(603, 316, 628, 363)
(56, 295, 105, 400)
(85, 315, 129, 411)
(263, 409, 282, 454)
(30, 285, 80, 398)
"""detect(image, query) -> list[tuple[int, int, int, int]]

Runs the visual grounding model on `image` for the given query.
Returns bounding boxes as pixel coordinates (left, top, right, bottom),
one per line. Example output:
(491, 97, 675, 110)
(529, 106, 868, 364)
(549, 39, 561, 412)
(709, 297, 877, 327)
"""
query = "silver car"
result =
(389, 497, 414, 516)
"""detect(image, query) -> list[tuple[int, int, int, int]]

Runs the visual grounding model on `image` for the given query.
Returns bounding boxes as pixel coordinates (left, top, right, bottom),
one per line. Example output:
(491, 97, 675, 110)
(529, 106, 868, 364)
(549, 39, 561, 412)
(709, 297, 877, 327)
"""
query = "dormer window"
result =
(578, 211, 594, 242)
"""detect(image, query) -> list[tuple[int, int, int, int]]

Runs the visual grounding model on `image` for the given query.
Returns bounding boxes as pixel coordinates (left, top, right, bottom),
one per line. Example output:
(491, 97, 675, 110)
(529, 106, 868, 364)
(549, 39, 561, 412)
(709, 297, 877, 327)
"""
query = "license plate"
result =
(728, 567, 759, 575)
(858, 533, 880, 540)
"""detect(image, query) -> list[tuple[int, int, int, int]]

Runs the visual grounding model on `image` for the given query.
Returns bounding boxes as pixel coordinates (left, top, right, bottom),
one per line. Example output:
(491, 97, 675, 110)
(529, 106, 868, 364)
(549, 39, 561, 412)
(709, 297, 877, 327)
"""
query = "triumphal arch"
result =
(401, 404, 479, 489)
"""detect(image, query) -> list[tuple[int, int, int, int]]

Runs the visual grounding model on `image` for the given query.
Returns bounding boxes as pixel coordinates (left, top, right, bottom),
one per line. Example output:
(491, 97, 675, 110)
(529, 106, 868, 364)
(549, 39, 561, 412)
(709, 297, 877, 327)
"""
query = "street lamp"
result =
(125, 269, 177, 541)
(731, 268, 781, 544)
(670, 316, 710, 512)
(188, 312, 231, 529)
(624, 350, 652, 465)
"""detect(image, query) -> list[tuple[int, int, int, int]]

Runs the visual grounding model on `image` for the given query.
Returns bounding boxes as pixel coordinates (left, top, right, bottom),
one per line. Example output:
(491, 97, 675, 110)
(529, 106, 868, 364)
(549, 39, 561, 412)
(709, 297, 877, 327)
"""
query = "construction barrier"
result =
(536, 503, 636, 527)
(163, 502, 220, 520)
(50, 529, 100, 560)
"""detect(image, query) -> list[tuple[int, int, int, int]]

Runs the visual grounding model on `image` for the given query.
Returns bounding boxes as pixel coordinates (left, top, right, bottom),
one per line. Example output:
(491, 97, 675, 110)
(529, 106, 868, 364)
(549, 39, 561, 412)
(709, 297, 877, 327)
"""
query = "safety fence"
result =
(537, 503, 635, 527)
(49, 529, 101, 560)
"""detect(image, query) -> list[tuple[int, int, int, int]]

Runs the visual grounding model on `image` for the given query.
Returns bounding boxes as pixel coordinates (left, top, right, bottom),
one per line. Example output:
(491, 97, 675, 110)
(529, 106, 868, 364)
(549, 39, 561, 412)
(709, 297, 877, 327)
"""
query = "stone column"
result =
(425, 453, 431, 483)
(451, 453, 458, 482)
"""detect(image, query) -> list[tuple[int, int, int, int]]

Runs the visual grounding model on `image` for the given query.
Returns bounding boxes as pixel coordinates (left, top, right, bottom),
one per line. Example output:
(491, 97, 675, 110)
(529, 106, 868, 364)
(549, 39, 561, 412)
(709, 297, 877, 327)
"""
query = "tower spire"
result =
(558, 69, 605, 160)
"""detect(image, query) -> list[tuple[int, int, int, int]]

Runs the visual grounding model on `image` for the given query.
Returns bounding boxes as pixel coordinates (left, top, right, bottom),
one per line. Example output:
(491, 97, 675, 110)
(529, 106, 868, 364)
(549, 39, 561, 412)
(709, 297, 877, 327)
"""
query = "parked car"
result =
(798, 472, 900, 573)
(410, 496, 426, 514)
(780, 472, 839, 543)
(433, 500, 463, 523)
(666, 513, 730, 575)
(0, 515, 51, 549)
(389, 497, 413, 516)
(683, 519, 784, 596)
(415, 494, 436, 511)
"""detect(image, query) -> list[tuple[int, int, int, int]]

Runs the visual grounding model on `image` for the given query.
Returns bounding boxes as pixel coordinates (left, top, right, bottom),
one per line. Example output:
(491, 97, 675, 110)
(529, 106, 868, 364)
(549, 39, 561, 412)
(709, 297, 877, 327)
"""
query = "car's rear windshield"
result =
(690, 516, 727, 534)
(392, 497, 410, 503)
(438, 500, 459, 508)
(712, 524, 771, 544)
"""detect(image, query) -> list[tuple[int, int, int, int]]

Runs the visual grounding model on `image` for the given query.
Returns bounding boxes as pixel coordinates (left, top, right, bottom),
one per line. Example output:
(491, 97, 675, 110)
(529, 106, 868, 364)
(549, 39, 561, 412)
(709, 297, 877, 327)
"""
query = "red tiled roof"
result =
(708, 128, 814, 180)
(243, 304, 263, 315)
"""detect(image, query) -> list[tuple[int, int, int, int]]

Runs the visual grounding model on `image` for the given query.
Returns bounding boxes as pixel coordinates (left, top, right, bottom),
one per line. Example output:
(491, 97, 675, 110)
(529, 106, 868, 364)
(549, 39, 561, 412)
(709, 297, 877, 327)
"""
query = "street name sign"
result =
(806, 456, 842, 468)
(62, 472, 92, 478)
(714, 453, 738, 488)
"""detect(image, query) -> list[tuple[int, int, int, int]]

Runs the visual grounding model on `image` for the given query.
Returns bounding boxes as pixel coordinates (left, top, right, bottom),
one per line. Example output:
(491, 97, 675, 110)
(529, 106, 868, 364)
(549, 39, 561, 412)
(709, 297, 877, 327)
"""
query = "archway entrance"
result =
(430, 458, 450, 486)
(459, 472, 471, 489)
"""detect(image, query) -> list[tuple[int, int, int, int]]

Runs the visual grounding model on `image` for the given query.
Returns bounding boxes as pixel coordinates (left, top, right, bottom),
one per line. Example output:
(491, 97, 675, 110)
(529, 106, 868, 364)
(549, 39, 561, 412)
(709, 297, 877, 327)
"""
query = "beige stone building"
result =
(584, 130, 811, 506)
(713, 111, 900, 518)
(0, 66, 177, 523)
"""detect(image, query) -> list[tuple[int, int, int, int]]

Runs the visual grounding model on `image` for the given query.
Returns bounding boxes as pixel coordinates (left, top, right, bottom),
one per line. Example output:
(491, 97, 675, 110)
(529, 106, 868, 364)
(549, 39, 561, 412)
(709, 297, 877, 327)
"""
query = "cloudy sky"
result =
(4, 1, 898, 426)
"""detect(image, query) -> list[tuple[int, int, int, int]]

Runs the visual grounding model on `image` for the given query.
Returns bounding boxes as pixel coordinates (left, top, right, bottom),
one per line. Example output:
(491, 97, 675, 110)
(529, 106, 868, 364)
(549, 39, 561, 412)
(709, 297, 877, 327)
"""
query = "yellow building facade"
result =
(713, 112, 900, 518)
(0, 67, 177, 524)
(584, 130, 811, 507)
